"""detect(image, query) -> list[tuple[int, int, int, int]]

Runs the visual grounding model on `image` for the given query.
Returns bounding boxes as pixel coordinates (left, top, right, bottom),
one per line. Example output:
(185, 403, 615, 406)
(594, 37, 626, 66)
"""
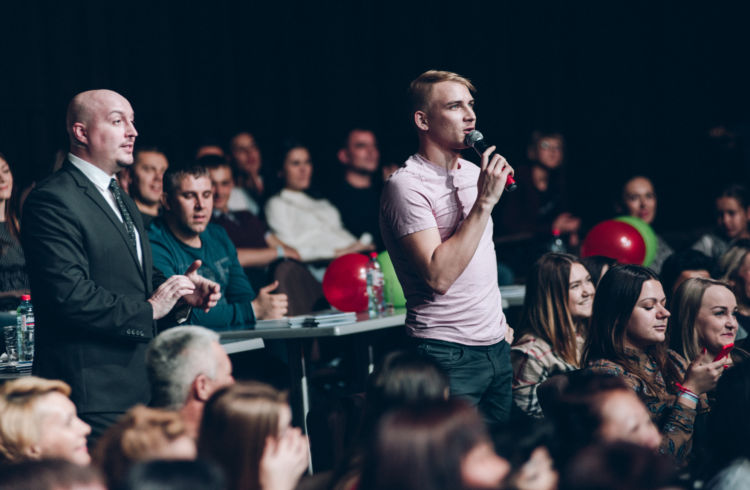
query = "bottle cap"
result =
(369, 252, 378, 259)
(552, 229, 561, 236)
(20, 294, 31, 301)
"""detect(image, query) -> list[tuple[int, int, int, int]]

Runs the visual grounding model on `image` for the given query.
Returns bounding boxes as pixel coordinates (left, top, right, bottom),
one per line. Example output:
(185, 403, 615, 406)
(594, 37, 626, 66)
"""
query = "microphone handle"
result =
(470, 141, 518, 192)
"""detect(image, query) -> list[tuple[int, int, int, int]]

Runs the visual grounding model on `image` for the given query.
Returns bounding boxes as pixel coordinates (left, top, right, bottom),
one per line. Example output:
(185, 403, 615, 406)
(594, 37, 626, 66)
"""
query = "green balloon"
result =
(615, 216, 658, 267)
(376, 251, 406, 308)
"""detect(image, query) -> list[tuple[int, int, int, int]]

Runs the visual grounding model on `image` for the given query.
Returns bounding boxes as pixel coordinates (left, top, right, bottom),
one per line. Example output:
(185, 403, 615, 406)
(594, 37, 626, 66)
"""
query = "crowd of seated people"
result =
(8, 103, 750, 490)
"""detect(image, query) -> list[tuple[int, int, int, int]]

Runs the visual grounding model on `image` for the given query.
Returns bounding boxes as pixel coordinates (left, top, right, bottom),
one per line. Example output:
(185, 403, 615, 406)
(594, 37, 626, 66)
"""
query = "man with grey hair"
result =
(146, 325, 234, 437)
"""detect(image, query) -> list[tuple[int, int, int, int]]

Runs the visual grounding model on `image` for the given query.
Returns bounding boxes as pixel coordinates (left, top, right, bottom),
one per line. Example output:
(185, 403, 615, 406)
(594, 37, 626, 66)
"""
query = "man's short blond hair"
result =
(408, 70, 476, 113)
(0, 377, 72, 463)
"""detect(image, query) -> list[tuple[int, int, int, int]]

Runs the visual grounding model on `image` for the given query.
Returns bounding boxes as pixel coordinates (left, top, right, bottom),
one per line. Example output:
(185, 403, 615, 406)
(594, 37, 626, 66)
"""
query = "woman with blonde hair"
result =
(198, 381, 308, 490)
(93, 405, 196, 489)
(511, 252, 595, 418)
(0, 376, 91, 465)
(670, 277, 743, 364)
(718, 239, 750, 340)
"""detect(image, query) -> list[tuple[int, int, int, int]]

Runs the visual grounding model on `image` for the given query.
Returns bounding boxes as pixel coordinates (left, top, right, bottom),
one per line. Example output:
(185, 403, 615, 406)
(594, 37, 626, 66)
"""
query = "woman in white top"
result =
(265, 142, 374, 263)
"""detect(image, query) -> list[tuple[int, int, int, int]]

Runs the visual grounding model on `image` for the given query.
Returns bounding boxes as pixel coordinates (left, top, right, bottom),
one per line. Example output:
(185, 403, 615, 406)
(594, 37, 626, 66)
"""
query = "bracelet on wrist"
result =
(675, 382, 699, 402)
(276, 245, 285, 259)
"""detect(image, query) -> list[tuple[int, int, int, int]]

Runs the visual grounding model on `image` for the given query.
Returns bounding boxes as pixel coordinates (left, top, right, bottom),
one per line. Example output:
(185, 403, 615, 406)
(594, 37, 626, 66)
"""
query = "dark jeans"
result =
(414, 337, 512, 431)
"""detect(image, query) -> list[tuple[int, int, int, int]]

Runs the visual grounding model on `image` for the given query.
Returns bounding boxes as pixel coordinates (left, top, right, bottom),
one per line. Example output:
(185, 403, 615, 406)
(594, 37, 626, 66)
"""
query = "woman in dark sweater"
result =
(0, 152, 29, 312)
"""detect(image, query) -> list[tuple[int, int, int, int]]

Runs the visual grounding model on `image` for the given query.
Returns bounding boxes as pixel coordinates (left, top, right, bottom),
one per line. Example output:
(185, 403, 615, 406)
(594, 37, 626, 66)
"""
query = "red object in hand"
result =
(713, 342, 734, 362)
(322, 253, 370, 312)
(580, 220, 646, 265)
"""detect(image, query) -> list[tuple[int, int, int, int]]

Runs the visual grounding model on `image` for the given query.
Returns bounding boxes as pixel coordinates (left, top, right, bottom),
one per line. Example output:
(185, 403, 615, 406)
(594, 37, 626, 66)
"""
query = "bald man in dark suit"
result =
(22, 89, 221, 441)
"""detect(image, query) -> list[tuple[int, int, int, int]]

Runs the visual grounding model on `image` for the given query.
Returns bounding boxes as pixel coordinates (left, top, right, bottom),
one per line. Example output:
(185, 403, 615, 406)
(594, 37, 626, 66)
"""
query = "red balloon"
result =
(581, 220, 646, 264)
(322, 253, 370, 312)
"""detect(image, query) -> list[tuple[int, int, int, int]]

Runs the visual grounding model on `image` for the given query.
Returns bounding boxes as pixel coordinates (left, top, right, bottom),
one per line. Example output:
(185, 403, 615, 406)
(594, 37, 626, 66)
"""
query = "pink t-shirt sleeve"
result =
(381, 175, 437, 239)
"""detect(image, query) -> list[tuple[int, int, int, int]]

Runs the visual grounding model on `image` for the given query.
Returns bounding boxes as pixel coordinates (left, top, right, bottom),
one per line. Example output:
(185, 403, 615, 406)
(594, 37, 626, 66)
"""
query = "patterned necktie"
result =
(109, 178, 137, 252)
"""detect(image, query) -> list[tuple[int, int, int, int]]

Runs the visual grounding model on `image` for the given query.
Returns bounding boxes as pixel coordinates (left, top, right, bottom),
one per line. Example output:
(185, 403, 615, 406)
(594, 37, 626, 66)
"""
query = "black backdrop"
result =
(2, 1, 749, 239)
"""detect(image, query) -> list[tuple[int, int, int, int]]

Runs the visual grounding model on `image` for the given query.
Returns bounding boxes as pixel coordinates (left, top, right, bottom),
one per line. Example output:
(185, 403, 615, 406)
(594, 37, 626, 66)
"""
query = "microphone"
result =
(464, 130, 518, 192)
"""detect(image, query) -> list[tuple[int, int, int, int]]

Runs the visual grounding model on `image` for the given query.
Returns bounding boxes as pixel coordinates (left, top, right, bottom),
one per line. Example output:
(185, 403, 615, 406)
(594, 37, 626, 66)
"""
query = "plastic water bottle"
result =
(16, 294, 34, 362)
(548, 229, 567, 253)
(366, 252, 385, 318)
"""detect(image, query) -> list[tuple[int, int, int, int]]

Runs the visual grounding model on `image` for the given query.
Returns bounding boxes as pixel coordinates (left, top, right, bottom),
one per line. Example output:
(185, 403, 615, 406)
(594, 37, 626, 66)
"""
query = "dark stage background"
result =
(2, 1, 749, 244)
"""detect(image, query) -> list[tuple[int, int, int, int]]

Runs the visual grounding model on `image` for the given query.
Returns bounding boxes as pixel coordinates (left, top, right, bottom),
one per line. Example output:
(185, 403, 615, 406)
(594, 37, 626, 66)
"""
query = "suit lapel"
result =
(64, 162, 145, 277)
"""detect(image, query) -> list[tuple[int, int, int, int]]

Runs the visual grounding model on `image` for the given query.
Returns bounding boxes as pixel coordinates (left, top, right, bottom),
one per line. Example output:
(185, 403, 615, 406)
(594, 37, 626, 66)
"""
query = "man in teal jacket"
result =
(149, 164, 287, 329)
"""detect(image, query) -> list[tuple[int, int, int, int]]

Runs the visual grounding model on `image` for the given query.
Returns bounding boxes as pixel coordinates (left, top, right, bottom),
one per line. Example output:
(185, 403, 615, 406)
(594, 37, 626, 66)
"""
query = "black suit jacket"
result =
(21, 161, 162, 414)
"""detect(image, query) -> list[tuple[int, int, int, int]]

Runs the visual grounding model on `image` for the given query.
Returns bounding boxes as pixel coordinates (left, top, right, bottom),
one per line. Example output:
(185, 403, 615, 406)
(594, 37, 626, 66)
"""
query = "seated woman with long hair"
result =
(198, 381, 308, 490)
(582, 265, 726, 463)
(718, 239, 750, 340)
(360, 398, 511, 490)
(511, 253, 594, 418)
(0, 152, 30, 312)
(669, 277, 746, 365)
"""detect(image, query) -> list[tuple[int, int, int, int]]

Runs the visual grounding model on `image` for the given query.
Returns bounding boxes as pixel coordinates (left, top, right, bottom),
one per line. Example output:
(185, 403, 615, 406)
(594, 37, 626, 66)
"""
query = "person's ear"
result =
(24, 443, 42, 459)
(414, 111, 429, 131)
(72, 123, 88, 147)
(193, 374, 212, 402)
(337, 148, 349, 165)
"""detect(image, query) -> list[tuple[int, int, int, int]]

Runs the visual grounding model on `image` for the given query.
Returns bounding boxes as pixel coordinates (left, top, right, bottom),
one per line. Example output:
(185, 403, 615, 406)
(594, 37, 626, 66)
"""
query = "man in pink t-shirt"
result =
(380, 70, 515, 428)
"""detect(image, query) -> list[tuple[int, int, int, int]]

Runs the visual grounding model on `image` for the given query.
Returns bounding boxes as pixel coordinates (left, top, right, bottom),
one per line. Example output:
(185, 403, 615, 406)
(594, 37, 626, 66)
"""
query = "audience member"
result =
(145, 325, 235, 438)
(0, 153, 29, 312)
(580, 255, 617, 287)
(120, 460, 226, 490)
(660, 249, 714, 300)
(330, 351, 450, 490)
(127, 146, 169, 227)
(328, 128, 383, 250)
(359, 399, 511, 490)
(93, 405, 196, 489)
(702, 359, 750, 488)
(228, 131, 265, 215)
(718, 239, 750, 341)
(583, 264, 725, 463)
(693, 184, 750, 260)
(380, 70, 514, 430)
(198, 381, 309, 490)
(495, 130, 581, 255)
(670, 277, 744, 363)
(550, 373, 661, 469)
(511, 253, 594, 419)
(194, 137, 226, 160)
(617, 175, 673, 273)
(265, 141, 373, 264)
(558, 442, 680, 490)
(21, 89, 221, 440)
(203, 155, 300, 289)
(0, 377, 91, 465)
(149, 164, 287, 328)
(0, 459, 105, 490)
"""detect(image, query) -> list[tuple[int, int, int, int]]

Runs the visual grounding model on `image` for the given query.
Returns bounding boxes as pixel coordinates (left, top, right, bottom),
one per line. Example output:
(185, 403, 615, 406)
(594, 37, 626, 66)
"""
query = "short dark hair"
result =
(121, 460, 225, 490)
(162, 163, 209, 197)
(660, 249, 715, 295)
(0, 459, 103, 490)
(717, 183, 750, 209)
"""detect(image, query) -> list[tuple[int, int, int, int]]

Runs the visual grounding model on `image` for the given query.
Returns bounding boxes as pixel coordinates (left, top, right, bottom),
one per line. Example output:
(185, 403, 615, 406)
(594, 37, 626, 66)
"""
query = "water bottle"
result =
(548, 229, 567, 253)
(366, 252, 385, 318)
(16, 294, 34, 362)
